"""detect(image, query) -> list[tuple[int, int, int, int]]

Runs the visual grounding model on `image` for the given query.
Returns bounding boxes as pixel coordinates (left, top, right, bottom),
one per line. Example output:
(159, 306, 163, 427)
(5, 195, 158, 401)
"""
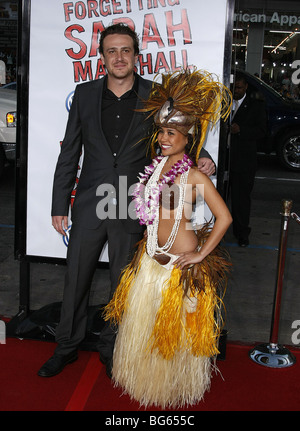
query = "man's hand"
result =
(197, 157, 216, 176)
(52, 215, 69, 236)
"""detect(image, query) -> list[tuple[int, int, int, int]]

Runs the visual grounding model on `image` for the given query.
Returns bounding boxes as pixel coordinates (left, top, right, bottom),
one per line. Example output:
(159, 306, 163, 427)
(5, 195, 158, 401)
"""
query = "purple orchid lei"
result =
(132, 153, 193, 226)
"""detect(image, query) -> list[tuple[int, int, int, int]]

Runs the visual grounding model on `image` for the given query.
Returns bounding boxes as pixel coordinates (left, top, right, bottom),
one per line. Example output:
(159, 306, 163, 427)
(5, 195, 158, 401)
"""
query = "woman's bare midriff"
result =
(157, 215, 198, 255)
(156, 169, 199, 254)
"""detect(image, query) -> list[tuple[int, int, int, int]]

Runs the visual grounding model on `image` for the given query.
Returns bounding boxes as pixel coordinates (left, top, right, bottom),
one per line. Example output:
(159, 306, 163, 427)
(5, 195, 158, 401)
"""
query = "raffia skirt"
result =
(104, 239, 229, 409)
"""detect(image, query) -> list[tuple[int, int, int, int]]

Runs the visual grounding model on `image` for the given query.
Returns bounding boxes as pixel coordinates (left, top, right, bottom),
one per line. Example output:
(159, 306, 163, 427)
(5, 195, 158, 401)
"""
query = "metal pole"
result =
(249, 199, 296, 368)
(270, 199, 292, 345)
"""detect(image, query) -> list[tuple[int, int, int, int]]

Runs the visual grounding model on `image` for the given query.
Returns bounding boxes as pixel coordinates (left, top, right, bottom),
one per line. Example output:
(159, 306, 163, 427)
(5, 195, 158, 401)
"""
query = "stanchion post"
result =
(269, 199, 292, 345)
(249, 199, 296, 368)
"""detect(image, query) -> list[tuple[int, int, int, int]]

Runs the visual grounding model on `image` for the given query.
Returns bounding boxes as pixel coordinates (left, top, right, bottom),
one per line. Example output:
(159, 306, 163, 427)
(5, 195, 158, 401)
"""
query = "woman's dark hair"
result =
(185, 122, 202, 165)
(185, 134, 197, 166)
(99, 23, 140, 55)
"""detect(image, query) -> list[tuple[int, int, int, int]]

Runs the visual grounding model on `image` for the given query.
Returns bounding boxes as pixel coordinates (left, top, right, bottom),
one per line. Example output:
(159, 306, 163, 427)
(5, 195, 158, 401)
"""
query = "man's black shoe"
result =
(105, 358, 113, 379)
(37, 351, 78, 377)
(238, 238, 249, 247)
(98, 353, 113, 379)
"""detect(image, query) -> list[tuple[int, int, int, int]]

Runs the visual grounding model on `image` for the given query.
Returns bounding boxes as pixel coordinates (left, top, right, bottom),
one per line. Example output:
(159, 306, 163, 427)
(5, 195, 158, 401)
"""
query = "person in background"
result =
(229, 72, 267, 247)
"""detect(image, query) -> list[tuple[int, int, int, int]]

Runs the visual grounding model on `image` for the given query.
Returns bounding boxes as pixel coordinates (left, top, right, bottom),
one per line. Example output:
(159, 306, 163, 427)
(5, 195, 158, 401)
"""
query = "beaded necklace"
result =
(132, 154, 193, 257)
(132, 154, 193, 226)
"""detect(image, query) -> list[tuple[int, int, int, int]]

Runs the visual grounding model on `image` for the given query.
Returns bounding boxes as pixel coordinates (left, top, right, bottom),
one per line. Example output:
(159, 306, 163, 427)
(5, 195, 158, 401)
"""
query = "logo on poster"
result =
(65, 91, 74, 112)
(63, 225, 72, 247)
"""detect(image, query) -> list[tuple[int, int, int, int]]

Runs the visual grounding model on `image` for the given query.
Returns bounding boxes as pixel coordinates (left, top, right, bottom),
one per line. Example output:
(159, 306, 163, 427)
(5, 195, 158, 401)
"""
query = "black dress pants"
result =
(230, 170, 255, 241)
(54, 218, 142, 357)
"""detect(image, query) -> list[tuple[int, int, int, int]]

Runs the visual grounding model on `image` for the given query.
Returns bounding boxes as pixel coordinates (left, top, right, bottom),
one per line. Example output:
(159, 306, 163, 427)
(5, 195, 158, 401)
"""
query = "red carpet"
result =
(0, 337, 299, 412)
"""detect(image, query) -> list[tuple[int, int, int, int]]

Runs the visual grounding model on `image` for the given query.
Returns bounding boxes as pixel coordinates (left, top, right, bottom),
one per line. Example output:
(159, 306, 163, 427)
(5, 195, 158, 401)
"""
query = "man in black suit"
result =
(229, 72, 267, 247)
(38, 23, 216, 378)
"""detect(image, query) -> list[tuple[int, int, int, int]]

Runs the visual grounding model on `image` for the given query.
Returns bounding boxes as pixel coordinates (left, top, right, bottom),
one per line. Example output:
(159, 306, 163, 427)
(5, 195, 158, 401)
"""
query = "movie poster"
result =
(26, 0, 230, 259)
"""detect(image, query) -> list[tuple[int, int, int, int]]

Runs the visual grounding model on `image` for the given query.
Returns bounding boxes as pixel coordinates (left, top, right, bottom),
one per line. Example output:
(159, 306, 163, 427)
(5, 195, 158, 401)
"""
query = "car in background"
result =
(234, 69, 300, 172)
(1, 81, 17, 90)
(0, 87, 17, 177)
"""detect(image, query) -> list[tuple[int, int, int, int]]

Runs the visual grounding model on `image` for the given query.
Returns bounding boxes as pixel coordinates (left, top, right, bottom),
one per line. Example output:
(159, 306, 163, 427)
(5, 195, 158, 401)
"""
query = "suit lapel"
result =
(234, 96, 249, 122)
(95, 77, 113, 154)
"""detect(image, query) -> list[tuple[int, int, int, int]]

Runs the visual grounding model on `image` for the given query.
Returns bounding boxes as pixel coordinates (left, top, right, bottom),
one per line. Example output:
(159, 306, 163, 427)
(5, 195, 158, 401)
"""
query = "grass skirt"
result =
(106, 250, 222, 409)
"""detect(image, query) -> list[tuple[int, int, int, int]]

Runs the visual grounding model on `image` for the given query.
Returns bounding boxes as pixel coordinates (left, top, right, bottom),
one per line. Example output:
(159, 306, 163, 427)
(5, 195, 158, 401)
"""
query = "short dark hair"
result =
(235, 72, 247, 85)
(99, 23, 140, 55)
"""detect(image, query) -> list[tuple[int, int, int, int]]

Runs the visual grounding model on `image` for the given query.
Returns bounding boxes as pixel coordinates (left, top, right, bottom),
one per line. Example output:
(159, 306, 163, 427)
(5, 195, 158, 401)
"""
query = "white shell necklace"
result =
(146, 157, 190, 257)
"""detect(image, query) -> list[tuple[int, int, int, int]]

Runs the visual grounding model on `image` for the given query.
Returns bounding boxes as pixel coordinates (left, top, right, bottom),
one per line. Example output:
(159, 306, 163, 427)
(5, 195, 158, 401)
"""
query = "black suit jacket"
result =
(52, 74, 213, 233)
(230, 95, 267, 174)
(52, 74, 154, 233)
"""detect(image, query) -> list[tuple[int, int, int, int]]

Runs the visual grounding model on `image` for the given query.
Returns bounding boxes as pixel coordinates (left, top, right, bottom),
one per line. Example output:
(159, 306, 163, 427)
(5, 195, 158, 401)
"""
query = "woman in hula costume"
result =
(104, 67, 233, 409)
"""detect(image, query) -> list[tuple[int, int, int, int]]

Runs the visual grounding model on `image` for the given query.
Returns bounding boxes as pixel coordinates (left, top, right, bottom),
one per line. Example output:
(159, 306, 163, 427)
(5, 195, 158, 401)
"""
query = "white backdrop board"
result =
(25, 0, 231, 260)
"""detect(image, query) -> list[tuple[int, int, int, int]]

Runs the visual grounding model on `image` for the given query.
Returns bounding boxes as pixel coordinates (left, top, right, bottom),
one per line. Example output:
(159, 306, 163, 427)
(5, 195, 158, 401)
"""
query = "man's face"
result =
(233, 79, 248, 100)
(100, 34, 138, 80)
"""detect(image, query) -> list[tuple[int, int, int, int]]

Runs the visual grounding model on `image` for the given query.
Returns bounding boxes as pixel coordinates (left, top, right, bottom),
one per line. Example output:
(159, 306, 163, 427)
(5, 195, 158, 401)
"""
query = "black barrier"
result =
(249, 199, 298, 368)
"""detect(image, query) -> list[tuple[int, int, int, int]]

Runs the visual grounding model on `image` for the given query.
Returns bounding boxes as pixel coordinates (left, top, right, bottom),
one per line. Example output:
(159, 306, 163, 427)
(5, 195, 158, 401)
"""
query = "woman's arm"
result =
(174, 170, 232, 269)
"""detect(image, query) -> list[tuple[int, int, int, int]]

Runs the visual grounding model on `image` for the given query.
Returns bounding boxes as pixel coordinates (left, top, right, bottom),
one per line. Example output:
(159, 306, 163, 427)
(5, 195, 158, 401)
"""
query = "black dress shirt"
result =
(101, 75, 139, 155)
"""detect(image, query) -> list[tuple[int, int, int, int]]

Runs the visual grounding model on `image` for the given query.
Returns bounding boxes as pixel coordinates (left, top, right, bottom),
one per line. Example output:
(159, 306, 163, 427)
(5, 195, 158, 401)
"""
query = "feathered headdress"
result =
(142, 67, 232, 162)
